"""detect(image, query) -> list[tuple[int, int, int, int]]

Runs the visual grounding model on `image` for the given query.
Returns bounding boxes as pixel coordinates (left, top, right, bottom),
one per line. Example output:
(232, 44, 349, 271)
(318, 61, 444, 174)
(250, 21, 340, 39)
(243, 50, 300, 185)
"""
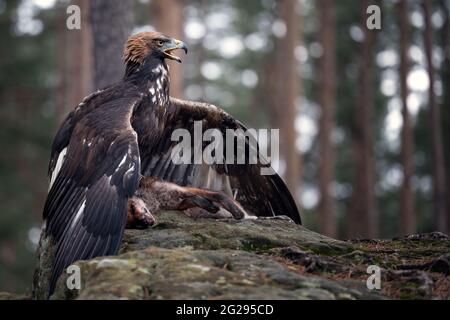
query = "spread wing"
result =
(43, 95, 141, 295)
(140, 97, 301, 224)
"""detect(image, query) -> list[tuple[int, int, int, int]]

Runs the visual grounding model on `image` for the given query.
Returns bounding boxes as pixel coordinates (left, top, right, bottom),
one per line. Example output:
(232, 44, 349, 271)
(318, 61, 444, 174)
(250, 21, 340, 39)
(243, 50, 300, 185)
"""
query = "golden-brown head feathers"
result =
(123, 31, 188, 66)
(123, 32, 160, 64)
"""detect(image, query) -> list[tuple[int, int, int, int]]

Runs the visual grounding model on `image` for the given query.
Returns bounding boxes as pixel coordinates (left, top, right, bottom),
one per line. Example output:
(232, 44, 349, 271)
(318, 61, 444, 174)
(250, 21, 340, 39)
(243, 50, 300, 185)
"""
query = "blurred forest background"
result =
(0, 0, 449, 293)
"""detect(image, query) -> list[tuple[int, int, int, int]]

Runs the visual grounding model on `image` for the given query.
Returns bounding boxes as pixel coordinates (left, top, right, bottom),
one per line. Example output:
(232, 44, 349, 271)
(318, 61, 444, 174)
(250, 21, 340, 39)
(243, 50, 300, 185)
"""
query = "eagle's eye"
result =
(156, 40, 164, 47)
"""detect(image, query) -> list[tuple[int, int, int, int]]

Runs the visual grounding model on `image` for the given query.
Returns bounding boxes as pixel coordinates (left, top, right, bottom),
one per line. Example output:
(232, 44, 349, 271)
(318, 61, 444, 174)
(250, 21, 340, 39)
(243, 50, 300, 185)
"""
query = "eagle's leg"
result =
(126, 197, 156, 229)
(136, 176, 246, 220)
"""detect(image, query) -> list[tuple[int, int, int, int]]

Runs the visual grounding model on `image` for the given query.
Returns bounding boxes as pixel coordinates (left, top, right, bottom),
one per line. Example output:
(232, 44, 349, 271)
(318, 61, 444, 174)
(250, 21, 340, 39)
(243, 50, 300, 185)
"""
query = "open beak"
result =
(163, 39, 188, 63)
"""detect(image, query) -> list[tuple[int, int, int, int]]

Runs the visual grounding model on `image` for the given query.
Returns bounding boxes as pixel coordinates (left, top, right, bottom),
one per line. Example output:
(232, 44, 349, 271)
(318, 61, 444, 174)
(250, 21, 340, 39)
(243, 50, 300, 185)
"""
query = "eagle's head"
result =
(123, 31, 188, 66)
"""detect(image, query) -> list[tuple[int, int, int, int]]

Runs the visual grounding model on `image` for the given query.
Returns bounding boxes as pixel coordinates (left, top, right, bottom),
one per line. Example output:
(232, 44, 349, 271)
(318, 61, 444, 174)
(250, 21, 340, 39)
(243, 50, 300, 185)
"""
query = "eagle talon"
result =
(213, 192, 246, 220)
(178, 195, 219, 213)
(126, 197, 156, 229)
(180, 190, 246, 220)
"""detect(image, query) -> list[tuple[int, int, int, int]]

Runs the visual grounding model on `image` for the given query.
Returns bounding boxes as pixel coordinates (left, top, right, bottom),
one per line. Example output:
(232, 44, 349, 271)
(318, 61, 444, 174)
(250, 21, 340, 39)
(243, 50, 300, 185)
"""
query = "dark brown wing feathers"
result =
(43, 87, 141, 296)
(141, 97, 301, 224)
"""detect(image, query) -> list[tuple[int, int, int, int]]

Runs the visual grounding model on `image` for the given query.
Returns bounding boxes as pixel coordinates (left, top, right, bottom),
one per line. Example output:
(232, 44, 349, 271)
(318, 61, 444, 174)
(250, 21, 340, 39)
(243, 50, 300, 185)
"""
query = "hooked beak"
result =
(163, 39, 188, 63)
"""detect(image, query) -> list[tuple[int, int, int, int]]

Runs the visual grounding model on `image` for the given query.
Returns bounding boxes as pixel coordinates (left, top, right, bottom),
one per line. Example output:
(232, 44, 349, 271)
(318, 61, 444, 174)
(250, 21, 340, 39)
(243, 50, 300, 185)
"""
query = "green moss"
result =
(241, 237, 279, 252)
(302, 243, 353, 256)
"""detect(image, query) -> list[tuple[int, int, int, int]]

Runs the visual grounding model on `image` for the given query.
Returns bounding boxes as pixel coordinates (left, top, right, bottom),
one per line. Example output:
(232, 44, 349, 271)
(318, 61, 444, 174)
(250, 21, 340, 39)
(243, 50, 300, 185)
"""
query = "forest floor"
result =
(1, 211, 449, 300)
(280, 233, 450, 299)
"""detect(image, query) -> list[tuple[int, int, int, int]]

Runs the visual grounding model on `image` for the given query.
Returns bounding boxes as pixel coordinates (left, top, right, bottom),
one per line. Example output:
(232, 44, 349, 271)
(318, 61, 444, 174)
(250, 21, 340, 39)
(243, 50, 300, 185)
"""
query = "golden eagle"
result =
(42, 32, 301, 296)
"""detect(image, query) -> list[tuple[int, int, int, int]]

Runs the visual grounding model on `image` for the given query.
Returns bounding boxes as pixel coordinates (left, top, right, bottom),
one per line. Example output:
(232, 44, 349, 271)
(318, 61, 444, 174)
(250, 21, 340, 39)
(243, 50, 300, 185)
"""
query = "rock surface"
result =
(3, 211, 450, 299)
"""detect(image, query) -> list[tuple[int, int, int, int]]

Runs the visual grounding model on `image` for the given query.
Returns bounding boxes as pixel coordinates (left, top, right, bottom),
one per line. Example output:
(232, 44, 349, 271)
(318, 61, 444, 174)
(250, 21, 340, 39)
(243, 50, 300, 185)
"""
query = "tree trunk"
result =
(348, 0, 378, 238)
(151, 0, 185, 98)
(57, 0, 93, 122)
(90, 0, 134, 90)
(397, 0, 416, 235)
(273, 0, 301, 198)
(317, 0, 337, 237)
(422, 0, 448, 233)
(439, 0, 450, 232)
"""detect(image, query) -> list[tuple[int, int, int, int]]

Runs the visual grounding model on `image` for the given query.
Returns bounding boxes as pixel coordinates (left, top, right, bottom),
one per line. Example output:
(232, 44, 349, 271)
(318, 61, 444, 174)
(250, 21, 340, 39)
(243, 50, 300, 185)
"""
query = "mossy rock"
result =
(121, 211, 352, 255)
(52, 247, 380, 300)
(28, 211, 450, 300)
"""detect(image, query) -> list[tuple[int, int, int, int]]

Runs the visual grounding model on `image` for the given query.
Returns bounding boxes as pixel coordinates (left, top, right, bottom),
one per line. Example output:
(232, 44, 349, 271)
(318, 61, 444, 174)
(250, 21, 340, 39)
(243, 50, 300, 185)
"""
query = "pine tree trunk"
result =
(317, 0, 337, 237)
(439, 0, 450, 232)
(349, 0, 378, 238)
(397, 0, 416, 235)
(57, 0, 92, 122)
(422, 0, 448, 233)
(90, 0, 134, 90)
(151, 0, 185, 98)
(274, 0, 301, 198)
